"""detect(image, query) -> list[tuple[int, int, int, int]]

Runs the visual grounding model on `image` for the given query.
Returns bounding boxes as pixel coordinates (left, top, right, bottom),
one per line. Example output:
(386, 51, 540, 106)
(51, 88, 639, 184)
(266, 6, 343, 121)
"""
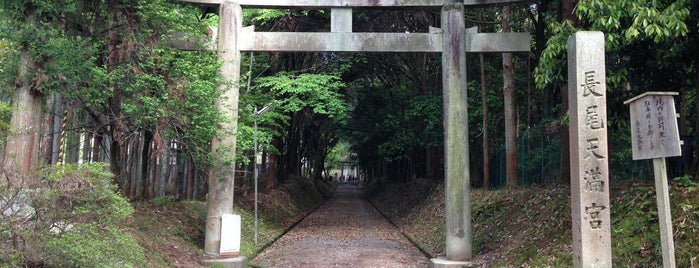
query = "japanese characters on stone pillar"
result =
(567, 31, 612, 267)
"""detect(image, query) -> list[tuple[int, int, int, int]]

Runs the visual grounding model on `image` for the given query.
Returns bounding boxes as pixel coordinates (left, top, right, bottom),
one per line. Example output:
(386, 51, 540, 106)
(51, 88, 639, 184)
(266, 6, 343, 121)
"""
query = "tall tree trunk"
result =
(148, 148, 157, 199)
(158, 147, 168, 196)
(175, 153, 184, 200)
(187, 157, 195, 199)
(693, 45, 699, 176)
(65, 112, 81, 164)
(426, 145, 440, 181)
(92, 133, 102, 164)
(558, 0, 578, 184)
(4, 48, 43, 177)
(502, 6, 519, 188)
(41, 94, 56, 165)
(108, 0, 125, 189)
(193, 167, 200, 200)
(266, 148, 278, 190)
(480, 53, 490, 189)
(130, 136, 141, 198)
(558, 85, 570, 184)
(82, 131, 93, 163)
(141, 130, 153, 199)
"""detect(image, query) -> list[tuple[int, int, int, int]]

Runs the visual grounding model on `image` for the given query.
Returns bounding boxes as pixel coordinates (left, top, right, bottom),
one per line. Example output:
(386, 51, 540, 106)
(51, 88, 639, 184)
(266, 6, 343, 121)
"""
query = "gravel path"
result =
(250, 184, 430, 268)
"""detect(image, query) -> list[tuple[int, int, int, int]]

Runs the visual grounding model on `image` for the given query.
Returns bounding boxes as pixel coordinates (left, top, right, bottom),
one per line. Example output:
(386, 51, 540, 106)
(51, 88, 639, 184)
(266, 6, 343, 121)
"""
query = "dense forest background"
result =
(0, 0, 697, 208)
(1, 0, 698, 266)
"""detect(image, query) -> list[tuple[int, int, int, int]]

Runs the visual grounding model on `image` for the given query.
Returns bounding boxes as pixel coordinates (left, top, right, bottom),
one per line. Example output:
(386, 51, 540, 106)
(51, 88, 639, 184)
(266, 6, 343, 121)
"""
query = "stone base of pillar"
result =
(203, 256, 247, 268)
(429, 258, 479, 268)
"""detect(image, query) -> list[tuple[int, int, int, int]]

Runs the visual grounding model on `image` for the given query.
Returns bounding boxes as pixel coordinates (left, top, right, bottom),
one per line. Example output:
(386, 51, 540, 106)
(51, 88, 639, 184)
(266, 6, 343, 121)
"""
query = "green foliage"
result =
(325, 141, 351, 171)
(45, 224, 142, 268)
(377, 93, 443, 162)
(149, 195, 177, 205)
(244, 9, 290, 25)
(0, 39, 16, 98)
(0, 101, 12, 144)
(534, 0, 692, 91)
(611, 183, 699, 267)
(612, 185, 659, 266)
(0, 163, 144, 267)
(674, 175, 699, 189)
(255, 72, 347, 120)
(354, 84, 442, 164)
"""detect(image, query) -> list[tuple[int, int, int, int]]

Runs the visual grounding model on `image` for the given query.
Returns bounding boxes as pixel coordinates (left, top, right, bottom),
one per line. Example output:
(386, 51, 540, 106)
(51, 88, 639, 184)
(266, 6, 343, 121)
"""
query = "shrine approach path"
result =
(250, 183, 430, 268)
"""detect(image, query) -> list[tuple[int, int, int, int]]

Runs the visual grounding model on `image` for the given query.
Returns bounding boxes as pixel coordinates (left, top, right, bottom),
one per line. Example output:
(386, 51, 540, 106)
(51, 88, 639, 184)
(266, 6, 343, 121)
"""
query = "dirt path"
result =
(250, 184, 430, 268)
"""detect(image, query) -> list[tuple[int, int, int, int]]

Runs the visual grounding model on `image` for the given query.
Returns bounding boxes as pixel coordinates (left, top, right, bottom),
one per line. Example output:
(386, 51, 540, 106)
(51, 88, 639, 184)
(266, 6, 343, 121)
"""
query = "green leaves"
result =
(255, 72, 347, 120)
(535, 0, 693, 91)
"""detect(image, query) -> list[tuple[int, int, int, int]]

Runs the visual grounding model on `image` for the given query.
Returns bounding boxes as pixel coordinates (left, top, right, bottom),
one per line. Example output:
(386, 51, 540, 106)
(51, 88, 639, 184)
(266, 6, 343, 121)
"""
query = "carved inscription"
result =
(585, 203, 606, 229)
(583, 166, 604, 192)
(581, 71, 603, 97)
(579, 69, 608, 231)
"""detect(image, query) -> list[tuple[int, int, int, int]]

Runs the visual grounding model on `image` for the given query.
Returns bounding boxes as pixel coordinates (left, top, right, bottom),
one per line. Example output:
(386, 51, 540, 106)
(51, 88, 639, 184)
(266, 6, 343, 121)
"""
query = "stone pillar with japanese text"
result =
(567, 31, 612, 267)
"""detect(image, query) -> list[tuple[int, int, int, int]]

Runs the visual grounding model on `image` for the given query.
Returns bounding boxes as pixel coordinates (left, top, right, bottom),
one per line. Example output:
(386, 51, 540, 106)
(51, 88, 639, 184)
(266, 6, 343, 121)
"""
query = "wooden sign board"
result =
(220, 214, 241, 257)
(624, 92, 681, 160)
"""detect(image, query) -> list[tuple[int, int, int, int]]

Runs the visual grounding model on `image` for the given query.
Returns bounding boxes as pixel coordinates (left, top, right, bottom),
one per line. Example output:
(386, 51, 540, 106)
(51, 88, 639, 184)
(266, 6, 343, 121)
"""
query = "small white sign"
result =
(624, 92, 681, 160)
(220, 214, 241, 257)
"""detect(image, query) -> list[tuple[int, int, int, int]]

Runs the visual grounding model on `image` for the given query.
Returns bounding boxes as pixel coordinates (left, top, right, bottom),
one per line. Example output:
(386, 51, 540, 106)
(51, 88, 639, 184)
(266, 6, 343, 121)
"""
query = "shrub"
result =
(0, 163, 145, 267)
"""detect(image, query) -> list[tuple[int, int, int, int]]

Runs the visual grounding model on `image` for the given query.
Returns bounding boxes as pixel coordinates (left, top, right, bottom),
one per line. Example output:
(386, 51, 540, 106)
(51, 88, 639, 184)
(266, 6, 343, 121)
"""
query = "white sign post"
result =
(220, 214, 242, 257)
(624, 92, 680, 268)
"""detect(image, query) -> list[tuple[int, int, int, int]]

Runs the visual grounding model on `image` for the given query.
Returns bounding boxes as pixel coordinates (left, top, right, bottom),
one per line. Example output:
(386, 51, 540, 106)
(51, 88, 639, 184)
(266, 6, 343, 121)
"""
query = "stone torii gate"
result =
(179, 0, 529, 265)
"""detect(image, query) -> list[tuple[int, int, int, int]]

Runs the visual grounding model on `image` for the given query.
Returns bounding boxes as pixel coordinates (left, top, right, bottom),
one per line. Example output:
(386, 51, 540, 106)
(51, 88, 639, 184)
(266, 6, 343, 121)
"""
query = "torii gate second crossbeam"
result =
(178, 0, 530, 266)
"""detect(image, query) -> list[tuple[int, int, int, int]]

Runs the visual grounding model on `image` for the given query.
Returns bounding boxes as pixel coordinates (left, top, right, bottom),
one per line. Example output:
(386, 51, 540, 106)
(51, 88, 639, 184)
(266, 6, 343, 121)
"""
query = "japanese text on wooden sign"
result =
(625, 92, 681, 160)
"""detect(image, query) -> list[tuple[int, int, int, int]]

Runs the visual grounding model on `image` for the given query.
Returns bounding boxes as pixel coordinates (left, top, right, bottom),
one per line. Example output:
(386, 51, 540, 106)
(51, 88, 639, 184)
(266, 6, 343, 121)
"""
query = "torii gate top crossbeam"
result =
(181, 0, 527, 8)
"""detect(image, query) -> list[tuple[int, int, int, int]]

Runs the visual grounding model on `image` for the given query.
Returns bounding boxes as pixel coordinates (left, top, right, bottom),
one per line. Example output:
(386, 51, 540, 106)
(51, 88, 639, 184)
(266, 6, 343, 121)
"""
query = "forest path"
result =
(250, 183, 430, 268)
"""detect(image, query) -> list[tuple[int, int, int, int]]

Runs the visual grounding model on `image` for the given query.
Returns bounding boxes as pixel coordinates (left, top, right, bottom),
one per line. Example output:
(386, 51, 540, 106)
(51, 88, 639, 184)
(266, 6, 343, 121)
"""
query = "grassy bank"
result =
(127, 177, 333, 266)
(368, 178, 699, 267)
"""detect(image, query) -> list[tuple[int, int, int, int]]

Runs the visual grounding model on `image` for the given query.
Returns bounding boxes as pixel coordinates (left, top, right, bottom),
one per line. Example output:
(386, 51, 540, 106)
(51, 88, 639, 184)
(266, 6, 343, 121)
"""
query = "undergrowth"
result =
(369, 177, 699, 267)
(125, 176, 332, 266)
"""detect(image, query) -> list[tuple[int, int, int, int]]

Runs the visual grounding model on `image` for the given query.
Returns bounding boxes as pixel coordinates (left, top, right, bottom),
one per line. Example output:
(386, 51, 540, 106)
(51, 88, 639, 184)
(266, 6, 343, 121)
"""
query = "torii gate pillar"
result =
(204, 2, 242, 257)
(441, 3, 472, 263)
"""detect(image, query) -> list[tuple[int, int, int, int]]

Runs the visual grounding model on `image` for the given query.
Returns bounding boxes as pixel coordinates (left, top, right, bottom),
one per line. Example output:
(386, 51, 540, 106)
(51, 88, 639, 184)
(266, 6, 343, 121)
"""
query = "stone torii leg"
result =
(205, 2, 242, 257)
(441, 3, 472, 263)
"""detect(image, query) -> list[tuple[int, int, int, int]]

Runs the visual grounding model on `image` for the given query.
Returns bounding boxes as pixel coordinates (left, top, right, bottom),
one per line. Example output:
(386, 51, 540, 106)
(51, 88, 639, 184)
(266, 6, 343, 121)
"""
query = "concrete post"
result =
(568, 31, 612, 267)
(441, 3, 471, 262)
(205, 2, 243, 256)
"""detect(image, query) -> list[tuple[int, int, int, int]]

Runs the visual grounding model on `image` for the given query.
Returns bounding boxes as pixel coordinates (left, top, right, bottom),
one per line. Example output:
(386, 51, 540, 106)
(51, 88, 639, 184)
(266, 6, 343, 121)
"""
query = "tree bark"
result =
(82, 131, 93, 163)
(107, 0, 125, 189)
(502, 5, 519, 188)
(266, 148, 278, 190)
(480, 53, 490, 189)
(141, 130, 153, 199)
(65, 112, 81, 164)
(158, 146, 169, 197)
(693, 43, 699, 176)
(558, 0, 578, 184)
(41, 94, 56, 165)
(187, 157, 195, 199)
(4, 48, 43, 177)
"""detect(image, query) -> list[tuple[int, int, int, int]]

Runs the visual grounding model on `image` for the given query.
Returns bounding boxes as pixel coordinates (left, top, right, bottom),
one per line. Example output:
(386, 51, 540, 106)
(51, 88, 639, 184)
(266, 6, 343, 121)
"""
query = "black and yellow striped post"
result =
(56, 110, 67, 167)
